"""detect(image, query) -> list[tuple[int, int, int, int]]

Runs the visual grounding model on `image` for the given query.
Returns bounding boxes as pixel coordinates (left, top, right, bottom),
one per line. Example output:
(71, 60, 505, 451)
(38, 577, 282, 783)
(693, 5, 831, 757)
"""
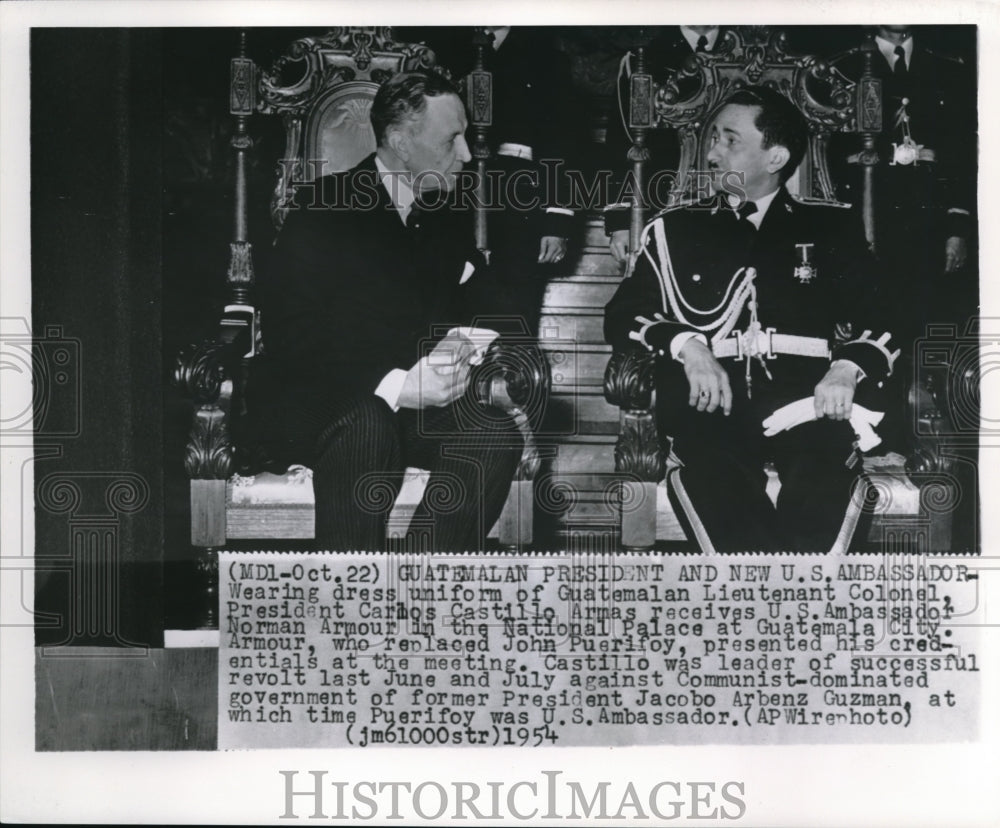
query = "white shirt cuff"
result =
(374, 368, 408, 411)
(671, 331, 707, 362)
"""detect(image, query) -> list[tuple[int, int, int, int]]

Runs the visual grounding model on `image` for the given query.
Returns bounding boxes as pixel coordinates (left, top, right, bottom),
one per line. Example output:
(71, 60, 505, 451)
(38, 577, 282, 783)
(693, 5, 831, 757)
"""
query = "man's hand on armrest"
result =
(679, 338, 732, 415)
(814, 360, 860, 421)
(609, 229, 630, 264)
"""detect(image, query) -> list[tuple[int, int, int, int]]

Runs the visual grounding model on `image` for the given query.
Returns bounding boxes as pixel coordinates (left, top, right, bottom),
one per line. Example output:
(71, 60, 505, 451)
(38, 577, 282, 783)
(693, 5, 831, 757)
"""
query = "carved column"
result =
(228, 30, 257, 306)
(856, 30, 882, 252)
(628, 31, 654, 261)
(468, 28, 493, 256)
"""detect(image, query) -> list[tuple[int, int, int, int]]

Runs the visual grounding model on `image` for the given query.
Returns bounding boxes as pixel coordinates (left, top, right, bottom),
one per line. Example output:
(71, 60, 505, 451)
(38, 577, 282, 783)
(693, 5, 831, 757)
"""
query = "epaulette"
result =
(788, 194, 852, 209)
(645, 195, 706, 224)
(923, 47, 965, 67)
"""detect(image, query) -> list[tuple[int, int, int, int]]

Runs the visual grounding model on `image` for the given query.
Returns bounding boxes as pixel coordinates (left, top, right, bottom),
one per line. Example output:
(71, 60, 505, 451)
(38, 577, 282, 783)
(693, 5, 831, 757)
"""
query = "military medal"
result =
(794, 243, 817, 283)
(890, 98, 935, 166)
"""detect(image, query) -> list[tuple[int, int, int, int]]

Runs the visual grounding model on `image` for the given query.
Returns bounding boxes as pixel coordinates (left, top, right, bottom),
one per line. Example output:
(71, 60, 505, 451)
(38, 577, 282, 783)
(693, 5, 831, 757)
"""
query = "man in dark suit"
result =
(251, 72, 523, 552)
(605, 26, 725, 263)
(605, 86, 897, 552)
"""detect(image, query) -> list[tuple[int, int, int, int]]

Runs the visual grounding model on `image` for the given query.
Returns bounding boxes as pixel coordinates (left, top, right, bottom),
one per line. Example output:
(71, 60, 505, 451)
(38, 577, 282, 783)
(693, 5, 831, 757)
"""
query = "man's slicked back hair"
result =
(725, 85, 809, 182)
(370, 71, 460, 146)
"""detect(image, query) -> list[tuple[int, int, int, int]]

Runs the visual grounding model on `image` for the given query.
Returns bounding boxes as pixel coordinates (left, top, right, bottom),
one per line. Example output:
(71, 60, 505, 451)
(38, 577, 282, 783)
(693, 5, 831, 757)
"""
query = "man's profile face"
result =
(706, 103, 783, 201)
(403, 93, 471, 193)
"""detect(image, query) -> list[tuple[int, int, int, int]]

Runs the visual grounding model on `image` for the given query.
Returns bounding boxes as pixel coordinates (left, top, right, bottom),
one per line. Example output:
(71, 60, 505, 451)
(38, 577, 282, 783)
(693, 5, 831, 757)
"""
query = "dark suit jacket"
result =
(605, 188, 894, 414)
(249, 154, 511, 446)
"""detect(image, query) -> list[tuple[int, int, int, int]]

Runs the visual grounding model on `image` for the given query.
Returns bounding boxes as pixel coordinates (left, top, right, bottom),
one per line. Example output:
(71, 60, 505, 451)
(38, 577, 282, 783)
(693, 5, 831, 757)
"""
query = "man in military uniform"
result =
(605, 86, 898, 552)
(832, 25, 977, 343)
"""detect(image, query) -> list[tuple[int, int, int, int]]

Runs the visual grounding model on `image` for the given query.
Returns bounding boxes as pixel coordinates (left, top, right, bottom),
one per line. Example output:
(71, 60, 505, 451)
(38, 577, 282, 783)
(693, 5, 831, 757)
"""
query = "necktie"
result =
(893, 45, 908, 79)
(696, 35, 709, 53)
(406, 203, 425, 231)
(737, 200, 758, 228)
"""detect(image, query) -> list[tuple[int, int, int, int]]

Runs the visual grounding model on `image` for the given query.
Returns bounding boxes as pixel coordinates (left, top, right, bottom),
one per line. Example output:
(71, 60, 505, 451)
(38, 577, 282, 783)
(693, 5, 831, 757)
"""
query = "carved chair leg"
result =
(497, 479, 533, 550)
(619, 480, 659, 551)
(615, 410, 665, 552)
(193, 546, 220, 630)
(191, 478, 227, 547)
(189, 479, 225, 629)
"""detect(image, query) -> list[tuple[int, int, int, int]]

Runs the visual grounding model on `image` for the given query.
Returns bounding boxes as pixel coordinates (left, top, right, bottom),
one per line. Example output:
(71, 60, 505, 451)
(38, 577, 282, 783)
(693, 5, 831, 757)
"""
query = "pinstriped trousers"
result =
(262, 389, 523, 552)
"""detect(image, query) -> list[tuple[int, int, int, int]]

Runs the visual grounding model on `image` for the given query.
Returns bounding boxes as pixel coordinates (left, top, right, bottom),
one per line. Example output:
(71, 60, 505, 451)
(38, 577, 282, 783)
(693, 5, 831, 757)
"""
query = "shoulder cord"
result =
(644, 218, 759, 345)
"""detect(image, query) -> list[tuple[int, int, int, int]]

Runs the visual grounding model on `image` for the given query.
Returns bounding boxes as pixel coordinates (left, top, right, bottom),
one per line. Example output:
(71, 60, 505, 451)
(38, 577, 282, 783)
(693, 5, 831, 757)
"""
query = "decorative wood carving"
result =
(473, 341, 553, 482)
(604, 349, 656, 411)
(230, 32, 256, 305)
(258, 27, 439, 229)
(628, 31, 653, 257)
(603, 351, 664, 483)
(184, 405, 235, 480)
(468, 27, 493, 254)
(173, 339, 231, 405)
(615, 410, 666, 483)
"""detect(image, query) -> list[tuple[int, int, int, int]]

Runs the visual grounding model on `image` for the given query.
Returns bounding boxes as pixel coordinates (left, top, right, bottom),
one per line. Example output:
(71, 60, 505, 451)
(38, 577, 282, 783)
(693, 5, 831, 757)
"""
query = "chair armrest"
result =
(472, 340, 552, 481)
(172, 312, 254, 480)
(603, 349, 665, 483)
(905, 357, 970, 476)
(474, 339, 551, 412)
(604, 348, 657, 412)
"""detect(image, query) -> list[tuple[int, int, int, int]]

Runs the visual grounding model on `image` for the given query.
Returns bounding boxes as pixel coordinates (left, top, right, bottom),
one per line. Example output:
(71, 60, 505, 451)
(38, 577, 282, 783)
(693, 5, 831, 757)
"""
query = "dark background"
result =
(31, 25, 978, 646)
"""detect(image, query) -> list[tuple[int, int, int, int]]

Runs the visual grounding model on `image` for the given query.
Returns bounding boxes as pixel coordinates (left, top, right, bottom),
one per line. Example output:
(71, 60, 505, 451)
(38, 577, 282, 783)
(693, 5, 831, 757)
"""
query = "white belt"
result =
(712, 328, 831, 360)
(497, 142, 533, 161)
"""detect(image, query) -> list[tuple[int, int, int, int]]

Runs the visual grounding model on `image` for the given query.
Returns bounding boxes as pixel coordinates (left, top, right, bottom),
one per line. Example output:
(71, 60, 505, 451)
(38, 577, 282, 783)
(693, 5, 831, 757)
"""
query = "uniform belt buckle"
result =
(732, 326, 777, 360)
(763, 327, 777, 360)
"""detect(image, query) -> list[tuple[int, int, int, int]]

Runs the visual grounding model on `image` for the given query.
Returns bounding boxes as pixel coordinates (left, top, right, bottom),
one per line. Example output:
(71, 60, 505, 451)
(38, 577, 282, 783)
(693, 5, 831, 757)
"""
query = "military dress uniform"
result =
(604, 188, 898, 552)
(832, 37, 977, 342)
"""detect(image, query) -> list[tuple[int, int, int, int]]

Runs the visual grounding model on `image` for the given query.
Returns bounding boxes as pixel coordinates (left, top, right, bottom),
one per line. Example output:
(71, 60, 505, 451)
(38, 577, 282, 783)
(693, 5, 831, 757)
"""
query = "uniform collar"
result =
(876, 33, 913, 70)
(487, 26, 511, 50)
(726, 187, 781, 229)
(680, 26, 720, 52)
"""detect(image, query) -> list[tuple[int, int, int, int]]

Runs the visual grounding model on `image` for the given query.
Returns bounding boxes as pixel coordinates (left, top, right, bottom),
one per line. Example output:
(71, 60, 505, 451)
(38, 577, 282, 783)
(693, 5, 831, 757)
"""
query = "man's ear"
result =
(767, 145, 791, 176)
(386, 127, 410, 162)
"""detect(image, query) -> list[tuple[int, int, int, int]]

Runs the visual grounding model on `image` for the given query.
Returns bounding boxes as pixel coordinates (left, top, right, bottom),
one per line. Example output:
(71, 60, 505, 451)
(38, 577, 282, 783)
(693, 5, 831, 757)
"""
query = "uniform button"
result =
(692, 273, 701, 282)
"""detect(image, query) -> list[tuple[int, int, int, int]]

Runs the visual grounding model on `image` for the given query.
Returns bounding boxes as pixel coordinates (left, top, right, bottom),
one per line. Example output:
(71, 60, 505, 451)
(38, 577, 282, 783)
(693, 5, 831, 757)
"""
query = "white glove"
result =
(762, 397, 885, 452)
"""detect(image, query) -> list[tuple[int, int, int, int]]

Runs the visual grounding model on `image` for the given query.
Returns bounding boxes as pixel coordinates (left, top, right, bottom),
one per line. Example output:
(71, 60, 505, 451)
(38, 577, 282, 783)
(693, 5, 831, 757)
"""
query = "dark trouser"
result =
(657, 365, 860, 553)
(260, 391, 523, 552)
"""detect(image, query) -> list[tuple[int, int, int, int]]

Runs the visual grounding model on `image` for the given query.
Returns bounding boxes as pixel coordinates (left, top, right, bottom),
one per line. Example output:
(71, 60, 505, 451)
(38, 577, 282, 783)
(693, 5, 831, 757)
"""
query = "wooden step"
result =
(543, 274, 620, 307)
(582, 215, 612, 247)
(541, 392, 619, 436)
(573, 250, 624, 277)
(544, 343, 612, 390)
(539, 308, 604, 344)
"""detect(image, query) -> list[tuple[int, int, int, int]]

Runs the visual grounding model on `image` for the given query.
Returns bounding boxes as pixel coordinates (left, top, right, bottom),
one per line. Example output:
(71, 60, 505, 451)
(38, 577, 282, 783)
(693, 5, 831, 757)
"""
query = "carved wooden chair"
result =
(173, 29, 549, 605)
(604, 26, 960, 553)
